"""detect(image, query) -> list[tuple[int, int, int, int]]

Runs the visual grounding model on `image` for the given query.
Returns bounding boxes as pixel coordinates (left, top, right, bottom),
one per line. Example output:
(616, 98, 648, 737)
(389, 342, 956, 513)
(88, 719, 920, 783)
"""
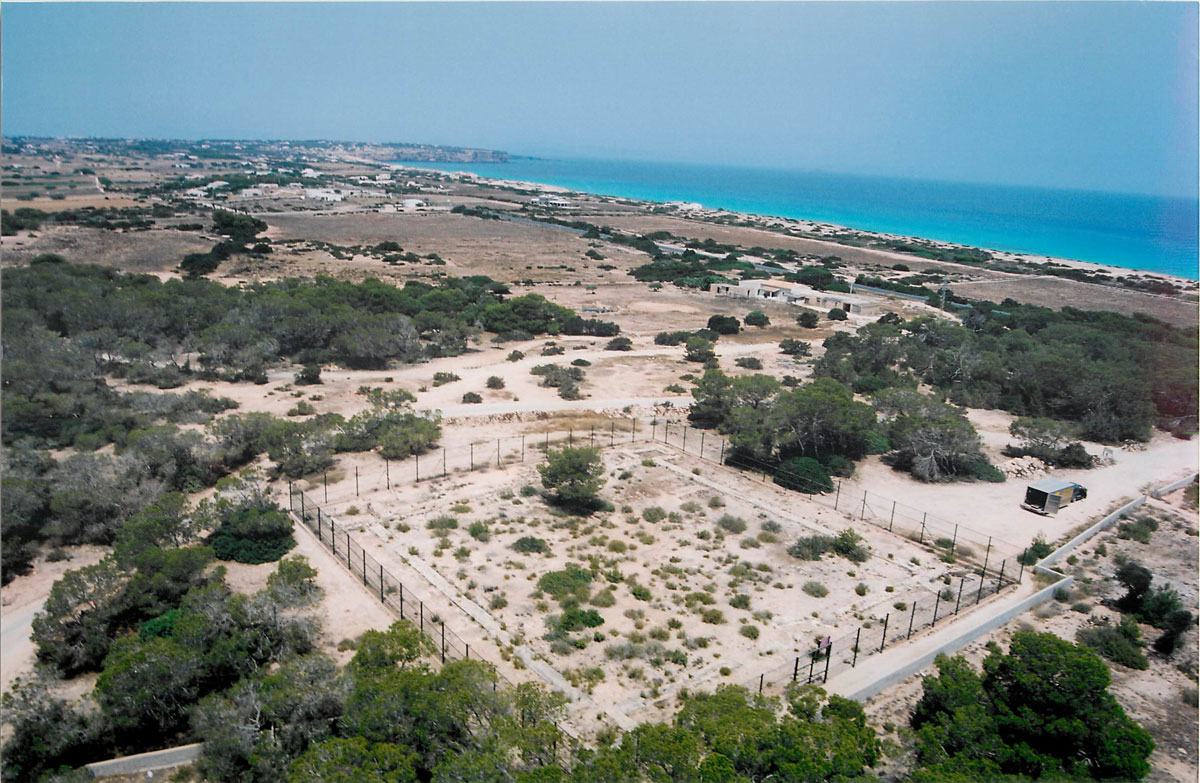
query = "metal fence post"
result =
(852, 628, 861, 667)
(919, 513, 926, 544)
(889, 501, 896, 532)
(1018, 548, 1026, 583)
(521, 435, 526, 462)
(399, 583, 404, 619)
(385, 458, 390, 489)
(907, 602, 917, 639)
(700, 430, 705, 457)
(880, 614, 890, 652)
(719, 439, 725, 464)
(860, 491, 868, 520)
(792, 657, 800, 682)
(950, 524, 958, 557)
(631, 417, 636, 442)
(758, 673, 764, 694)
(682, 427, 687, 451)
(823, 642, 832, 682)
(470, 444, 474, 470)
(300, 492, 306, 521)
(590, 425, 595, 447)
(355, 466, 360, 497)
(362, 550, 367, 584)
(496, 438, 501, 468)
(995, 560, 1006, 594)
(834, 481, 841, 511)
(932, 590, 941, 627)
(443, 447, 447, 477)
(981, 538, 992, 578)
(323, 470, 328, 503)
(976, 566, 986, 604)
(808, 653, 816, 683)
(611, 422, 615, 446)
(441, 621, 446, 663)
(330, 516, 335, 556)
(379, 564, 384, 601)
(415, 452, 420, 482)
(956, 577, 965, 614)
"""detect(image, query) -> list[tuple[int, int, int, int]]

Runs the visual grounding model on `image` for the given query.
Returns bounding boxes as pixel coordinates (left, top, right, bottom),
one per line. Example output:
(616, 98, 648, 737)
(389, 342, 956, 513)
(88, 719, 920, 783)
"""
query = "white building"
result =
(305, 188, 343, 202)
(712, 279, 872, 315)
(401, 198, 427, 211)
(535, 194, 574, 208)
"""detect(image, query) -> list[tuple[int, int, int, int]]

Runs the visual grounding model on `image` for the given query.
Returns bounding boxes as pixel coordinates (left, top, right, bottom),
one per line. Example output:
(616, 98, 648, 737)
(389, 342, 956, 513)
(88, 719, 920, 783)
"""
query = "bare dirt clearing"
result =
(1, 226, 212, 272)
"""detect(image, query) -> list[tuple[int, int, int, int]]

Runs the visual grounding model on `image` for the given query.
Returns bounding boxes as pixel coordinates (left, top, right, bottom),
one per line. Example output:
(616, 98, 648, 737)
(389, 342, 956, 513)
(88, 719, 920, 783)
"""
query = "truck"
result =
(1021, 478, 1087, 515)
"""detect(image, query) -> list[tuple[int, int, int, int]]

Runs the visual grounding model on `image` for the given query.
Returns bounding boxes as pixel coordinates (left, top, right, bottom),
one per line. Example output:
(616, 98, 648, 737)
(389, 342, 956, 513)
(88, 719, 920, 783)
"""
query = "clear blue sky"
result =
(3, 2, 1197, 198)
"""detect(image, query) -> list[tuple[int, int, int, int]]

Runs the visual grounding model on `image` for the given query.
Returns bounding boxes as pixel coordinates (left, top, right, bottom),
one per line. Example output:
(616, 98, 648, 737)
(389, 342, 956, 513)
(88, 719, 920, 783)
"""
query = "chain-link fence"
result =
(646, 419, 1026, 581)
(295, 419, 645, 508)
(287, 484, 502, 673)
(741, 566, 1015, 697)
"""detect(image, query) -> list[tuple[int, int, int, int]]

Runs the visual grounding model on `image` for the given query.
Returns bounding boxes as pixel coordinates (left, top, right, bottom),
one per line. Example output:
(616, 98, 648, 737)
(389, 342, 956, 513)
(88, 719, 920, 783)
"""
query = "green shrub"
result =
(855, 583, 868, 596)
(200, 495, 289, 558)
(642, 506, 667, 523)
(700, 608, 726, 624)
(461, 392, 482, 404)
(1117, 516, 1159, 544)
(802, 581, 828, 598)
(538, 564, 592, 603)
(605, 337, 633, 351)
(729, 594, 751, 610)
(512, 536, 550, 554)
(485, 376, 505, 389)
(1019, 535, 1054, 565)
(1077, 617, 1149, 670)
(739, 624, 760, 640)
(591, 588, 616, 608)
(774, 457, 833, 494)
(427, 516, 458, 531)
(467, 521, 490, 541)
(717, 515, 747, 534)
(507, 350, 524, 362)
(432, 372, 460, 386)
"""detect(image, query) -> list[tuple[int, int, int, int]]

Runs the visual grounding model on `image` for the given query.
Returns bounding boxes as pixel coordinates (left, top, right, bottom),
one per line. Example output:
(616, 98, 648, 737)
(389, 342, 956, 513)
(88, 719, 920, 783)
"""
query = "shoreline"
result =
(387, 161, 1199, 289)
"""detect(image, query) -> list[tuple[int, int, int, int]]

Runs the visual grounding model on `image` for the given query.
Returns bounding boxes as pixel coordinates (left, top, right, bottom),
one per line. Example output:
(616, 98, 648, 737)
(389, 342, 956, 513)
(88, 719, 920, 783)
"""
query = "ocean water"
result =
(400, 157, 1200, 280)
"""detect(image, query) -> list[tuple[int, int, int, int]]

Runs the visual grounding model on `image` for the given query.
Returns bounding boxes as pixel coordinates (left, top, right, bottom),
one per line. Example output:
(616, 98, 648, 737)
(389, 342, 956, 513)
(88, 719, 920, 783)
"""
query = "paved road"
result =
(87, 743, 202, 777)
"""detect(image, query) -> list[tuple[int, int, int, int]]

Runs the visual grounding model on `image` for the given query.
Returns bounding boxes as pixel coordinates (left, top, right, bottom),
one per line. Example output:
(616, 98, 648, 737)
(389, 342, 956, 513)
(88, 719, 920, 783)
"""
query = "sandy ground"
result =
(0, 546, 108, 694)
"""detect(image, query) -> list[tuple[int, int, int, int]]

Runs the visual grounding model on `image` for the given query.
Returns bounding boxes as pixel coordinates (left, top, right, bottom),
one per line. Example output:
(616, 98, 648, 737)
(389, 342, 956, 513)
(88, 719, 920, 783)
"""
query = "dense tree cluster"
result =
(5, 553, 321, 781)
(815, 305, 1196, 442)
(911, 632, 1154, 781)
(3, 261, 615, 389)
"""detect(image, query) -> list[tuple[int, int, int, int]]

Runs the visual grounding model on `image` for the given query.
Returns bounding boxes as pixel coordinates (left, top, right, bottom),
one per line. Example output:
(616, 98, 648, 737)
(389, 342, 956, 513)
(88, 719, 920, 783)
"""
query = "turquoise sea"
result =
(401, 157, 1200, 280)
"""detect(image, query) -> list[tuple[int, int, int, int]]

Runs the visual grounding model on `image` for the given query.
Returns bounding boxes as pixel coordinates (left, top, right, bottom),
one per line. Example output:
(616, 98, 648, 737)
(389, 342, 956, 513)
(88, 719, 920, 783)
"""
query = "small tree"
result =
(486, 376, 505, 389)
(796, 309, 820, 328)
(537, 446, 605, 509)
(295, 363, 322, 385)
(605, 337, 633, 351)
(779, 338, 811, 357)
(684, 336, 716, 364)
(828, 308, 848, 321)
(744, 310, 770, 328)
(706, 315, 741, 335)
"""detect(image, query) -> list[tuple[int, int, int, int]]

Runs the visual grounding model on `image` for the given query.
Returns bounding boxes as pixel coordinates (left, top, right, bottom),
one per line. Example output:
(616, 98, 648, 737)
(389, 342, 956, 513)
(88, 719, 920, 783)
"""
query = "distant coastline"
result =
(398, 157, 1200, 281)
